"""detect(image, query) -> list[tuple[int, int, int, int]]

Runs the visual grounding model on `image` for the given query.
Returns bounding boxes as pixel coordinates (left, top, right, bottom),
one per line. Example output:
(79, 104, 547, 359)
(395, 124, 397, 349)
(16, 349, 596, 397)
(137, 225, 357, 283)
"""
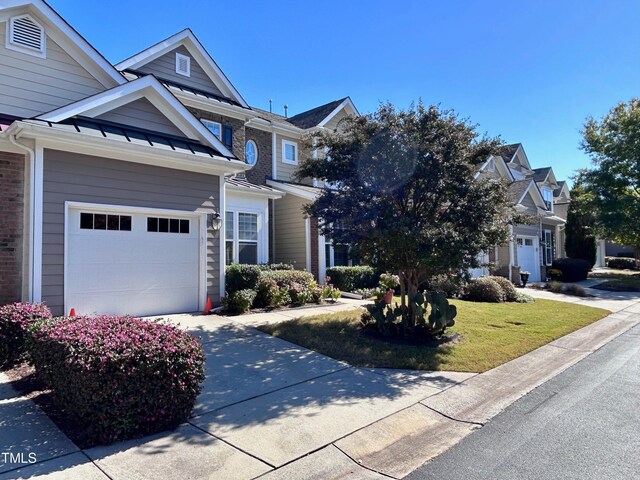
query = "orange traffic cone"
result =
(69, 308, 76, 317)
(204, 297, 212, 314)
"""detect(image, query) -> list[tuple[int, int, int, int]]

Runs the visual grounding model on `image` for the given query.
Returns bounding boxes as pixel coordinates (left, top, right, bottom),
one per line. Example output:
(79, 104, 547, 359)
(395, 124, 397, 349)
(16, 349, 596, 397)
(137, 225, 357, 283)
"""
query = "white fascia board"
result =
(265, 180, 317, 201)
(116, 29, 249, 108)
(35, 76, 235, 158)
(516, 144, 533, 171)
(317, 97, 359, 128)
(14, 121, 249, 176)
(225, 184, 285, 199)
(1, 0, 124, 87)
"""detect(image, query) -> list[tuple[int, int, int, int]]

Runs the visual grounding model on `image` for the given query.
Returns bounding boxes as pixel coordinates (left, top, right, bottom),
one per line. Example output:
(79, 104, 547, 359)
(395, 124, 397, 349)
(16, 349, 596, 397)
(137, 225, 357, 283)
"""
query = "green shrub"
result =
(547, 268, 563, 281)
(563, 284, 588, 297)
(29, 315, 204, 446)
(551, 258, 590, 282)
(225, 264, 262, 294)
(224, 289, 257, 313)
(326, 266, 377, 292)
(515, 292, 535, 303)
(0, 302, 52, 368)
(260, 269, 315, 291)
(487, 276, 518, 302)
(427, 274, 466, 298)
(546, 281, 564, 293)
(259, 263, 295, 271)
(464, 278, 504, 303)
(606, 257, 638, 270)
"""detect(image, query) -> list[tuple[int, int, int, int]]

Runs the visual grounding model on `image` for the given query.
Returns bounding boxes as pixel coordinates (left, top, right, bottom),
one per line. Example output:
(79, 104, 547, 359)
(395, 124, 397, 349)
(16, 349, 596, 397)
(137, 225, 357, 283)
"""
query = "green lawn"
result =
(258, 299, 609, 373)
(592, 276, 640, 292)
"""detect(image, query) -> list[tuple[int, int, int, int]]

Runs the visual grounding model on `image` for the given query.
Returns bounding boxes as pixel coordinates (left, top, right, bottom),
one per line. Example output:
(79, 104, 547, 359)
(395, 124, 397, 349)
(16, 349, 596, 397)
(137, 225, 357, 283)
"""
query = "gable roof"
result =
(115, 29, 249, 109)
(508, 179, 547, 209)
(0, 0, 124, 88)
(531, 167, 551, 183)
(35, 75, 235, 158)
(500, 143, 521, 163)
(554, 180, 569, 197)
(475, 154, 515, 182)
(287, 97, 358, 129)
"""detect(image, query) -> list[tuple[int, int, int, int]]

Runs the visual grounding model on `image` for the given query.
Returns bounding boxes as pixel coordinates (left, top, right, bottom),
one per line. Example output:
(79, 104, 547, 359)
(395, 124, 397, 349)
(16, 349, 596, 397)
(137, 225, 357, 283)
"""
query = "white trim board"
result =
(317, 97, 359, 128)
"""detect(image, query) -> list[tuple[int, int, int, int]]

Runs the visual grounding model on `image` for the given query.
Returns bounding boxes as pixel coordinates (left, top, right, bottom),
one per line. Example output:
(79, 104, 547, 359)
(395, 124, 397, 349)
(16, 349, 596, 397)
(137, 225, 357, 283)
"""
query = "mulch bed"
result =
(4, 363, 92, 448)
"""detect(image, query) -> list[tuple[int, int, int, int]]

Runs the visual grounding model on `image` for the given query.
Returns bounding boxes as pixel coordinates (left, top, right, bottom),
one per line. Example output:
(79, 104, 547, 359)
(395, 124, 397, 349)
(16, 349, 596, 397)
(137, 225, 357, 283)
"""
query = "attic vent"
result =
(175, 52, 190, 77)
(8, 14, 45, 57)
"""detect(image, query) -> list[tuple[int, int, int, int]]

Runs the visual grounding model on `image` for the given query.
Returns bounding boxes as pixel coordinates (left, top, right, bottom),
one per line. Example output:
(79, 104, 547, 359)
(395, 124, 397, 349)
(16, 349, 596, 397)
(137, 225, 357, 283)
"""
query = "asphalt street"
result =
(406, 323, 640, 480)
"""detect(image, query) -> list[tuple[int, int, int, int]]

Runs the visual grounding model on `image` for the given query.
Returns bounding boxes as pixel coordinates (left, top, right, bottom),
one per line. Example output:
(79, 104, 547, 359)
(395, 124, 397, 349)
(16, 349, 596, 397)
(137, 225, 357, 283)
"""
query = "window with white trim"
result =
(542, 188, 553, 211)
(225, 211, 259, 264)
(282, 139, 298, 165)
(543, 230, 554, 266)
(7, 14, 46, 58)
(201, 119, 222, 140)
(245, 140, 258, 166)
(175, 52, 191, 77)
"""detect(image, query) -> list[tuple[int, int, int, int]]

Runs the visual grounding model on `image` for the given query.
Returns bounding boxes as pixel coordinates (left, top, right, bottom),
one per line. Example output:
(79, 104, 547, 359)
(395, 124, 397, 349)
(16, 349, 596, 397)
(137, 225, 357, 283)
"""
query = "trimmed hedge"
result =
(606, 257, 638, 270)
(29, 315, 205, 446)
(225, 263, 296, 295)
(426, 274, 465, 298)
(551, 258, 590, 282)
(0, 302, 52, 368)
(463, 277, 504, 303)
(487, 276, 518, 302)
(224, 289, 257, 313)
(326, 266, 377, 292)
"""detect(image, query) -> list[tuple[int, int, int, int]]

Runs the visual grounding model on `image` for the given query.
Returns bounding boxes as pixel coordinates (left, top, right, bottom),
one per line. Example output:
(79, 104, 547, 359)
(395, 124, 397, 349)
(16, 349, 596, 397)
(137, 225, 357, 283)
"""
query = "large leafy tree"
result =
(580, 98, 640, 256)
(565, 176, 596, 268)
(297, 103, 513, 326)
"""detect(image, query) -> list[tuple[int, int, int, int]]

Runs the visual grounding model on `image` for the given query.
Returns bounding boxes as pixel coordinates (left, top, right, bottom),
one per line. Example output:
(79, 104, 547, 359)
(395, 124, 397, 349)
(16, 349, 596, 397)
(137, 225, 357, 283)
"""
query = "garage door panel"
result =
(66, 208, 202, 316)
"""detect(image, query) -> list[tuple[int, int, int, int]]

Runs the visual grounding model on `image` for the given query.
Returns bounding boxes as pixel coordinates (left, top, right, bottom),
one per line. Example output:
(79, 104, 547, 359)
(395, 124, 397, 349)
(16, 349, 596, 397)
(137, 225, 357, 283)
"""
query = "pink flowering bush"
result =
(0, 302, 52, 368)
(29, 315, 205, 446)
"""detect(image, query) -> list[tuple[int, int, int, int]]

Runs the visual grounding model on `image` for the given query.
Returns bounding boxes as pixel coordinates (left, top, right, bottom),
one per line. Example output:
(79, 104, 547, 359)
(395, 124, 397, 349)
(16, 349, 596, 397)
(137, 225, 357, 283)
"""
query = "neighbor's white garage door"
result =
(66, 206, 202, 316)
(516, 236, 540, 282)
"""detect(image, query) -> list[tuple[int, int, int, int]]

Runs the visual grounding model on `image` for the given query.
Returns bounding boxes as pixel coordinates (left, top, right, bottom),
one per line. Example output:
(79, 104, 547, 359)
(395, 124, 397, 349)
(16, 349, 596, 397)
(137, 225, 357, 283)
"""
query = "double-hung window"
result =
(542, 188, 553, 211)
(282, 139, 298, 164)
(225, 211, 259, 264)
(201, 119, 222, 140)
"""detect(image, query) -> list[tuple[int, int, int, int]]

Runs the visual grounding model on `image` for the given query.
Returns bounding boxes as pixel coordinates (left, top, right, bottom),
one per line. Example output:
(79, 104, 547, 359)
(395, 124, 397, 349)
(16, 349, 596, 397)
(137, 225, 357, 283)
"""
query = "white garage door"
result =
(66, 206, 203, 317)
(516, 236, 540, 282)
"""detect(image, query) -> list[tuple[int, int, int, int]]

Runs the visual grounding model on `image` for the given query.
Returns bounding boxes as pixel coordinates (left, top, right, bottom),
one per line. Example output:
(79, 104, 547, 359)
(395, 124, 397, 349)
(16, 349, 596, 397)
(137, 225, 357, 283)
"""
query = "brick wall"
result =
(0, 151, 24, 304)
(187, 107, 246, 161)
(245, 127, 273, 185)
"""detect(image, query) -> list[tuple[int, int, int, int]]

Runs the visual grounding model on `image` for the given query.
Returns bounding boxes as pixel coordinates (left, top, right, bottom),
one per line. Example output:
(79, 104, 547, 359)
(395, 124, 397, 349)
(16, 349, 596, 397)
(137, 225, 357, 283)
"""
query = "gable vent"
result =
(8, 14, 46, 57)
(175, 52, 191, 77)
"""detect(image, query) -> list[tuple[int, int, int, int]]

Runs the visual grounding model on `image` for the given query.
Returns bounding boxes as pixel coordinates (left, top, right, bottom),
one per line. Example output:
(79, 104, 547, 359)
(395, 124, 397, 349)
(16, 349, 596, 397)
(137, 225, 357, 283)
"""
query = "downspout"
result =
(8, 133, 35, 302)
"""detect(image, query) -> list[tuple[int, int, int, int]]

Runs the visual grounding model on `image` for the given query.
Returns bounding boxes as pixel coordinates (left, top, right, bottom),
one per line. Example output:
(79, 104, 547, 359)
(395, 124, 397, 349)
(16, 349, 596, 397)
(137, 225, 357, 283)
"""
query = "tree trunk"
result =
(406, 270, 419, 328)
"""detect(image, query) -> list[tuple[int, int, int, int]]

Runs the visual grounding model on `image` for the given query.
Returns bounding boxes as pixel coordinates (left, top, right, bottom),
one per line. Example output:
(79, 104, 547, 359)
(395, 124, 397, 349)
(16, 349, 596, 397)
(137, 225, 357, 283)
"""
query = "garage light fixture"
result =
(208, 212, 222, 232)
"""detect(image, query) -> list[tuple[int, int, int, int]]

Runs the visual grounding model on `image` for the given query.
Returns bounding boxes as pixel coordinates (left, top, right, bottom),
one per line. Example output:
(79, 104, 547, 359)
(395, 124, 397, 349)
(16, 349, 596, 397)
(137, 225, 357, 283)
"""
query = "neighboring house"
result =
(474, 144, 570, 282)
(0, 1, 250, 316)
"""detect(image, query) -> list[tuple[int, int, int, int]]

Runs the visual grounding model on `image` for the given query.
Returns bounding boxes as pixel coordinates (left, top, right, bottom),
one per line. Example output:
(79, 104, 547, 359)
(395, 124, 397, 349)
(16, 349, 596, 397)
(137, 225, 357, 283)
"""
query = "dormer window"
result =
(175, 52, 191, 77)
(7, 14, 46, 58)
(541, 188, 553, 211)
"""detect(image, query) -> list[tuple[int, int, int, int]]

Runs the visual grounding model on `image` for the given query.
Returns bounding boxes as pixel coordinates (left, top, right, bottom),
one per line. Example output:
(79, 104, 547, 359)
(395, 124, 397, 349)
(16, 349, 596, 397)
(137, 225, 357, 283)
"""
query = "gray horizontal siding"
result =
(138, 45, 224, 98)
(96, 98, 184, 137)
(42, 149, 221, 315)
(0, 21, 105, 118)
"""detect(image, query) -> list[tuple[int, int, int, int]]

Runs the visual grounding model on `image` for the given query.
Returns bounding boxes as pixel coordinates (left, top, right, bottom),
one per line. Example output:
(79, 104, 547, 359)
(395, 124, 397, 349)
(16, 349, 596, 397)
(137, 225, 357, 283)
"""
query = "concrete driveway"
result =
(2, 295, 639, 479)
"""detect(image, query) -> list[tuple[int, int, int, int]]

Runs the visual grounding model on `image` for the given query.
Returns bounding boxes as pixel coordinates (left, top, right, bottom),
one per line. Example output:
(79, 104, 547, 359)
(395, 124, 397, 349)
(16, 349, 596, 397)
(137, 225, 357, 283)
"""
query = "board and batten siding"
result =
(96, 98, 185, 137)
(137, 45, 224, 98)
(273, 193, 308, 270)
(0, 21, 106, 118)
(41, 149, 221, 316)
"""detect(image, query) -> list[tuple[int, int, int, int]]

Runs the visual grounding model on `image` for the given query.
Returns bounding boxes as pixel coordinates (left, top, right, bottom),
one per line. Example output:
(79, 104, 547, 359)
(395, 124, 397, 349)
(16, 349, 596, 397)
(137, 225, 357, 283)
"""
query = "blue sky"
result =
(51, 0, 640, 185)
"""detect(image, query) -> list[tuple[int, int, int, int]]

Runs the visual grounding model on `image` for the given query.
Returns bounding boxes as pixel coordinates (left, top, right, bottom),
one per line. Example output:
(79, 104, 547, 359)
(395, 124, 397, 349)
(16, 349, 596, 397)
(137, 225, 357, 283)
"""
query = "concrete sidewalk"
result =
(1, 294, 639, 479)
